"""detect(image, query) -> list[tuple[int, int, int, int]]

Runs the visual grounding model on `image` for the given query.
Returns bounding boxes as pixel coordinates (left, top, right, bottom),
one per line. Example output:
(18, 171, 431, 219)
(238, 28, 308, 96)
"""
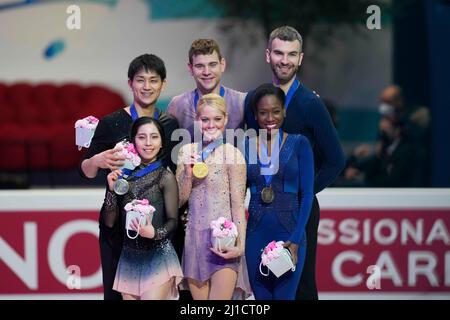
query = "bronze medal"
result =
(193, 162, 209, 179)
(261, 186, 275, 203)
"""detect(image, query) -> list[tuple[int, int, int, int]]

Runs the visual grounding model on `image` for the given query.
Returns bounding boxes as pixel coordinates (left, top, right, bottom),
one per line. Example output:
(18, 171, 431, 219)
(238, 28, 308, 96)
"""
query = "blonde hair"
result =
(197, 93, 227, 117)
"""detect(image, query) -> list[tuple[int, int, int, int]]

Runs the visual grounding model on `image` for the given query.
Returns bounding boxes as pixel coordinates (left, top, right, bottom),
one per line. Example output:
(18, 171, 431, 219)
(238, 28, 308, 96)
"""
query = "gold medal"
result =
(261, 186, 275, 203)
(192, 162, 209, 179)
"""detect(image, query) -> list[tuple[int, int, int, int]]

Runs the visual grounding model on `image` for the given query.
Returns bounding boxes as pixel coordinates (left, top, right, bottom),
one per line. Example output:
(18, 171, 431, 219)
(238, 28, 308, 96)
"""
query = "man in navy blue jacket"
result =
(244, 26, 346, 300)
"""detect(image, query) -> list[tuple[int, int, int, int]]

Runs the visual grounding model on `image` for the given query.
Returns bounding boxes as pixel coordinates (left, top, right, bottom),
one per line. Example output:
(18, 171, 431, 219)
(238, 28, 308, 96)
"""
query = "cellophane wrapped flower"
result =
(124, 199, 155, 215)
(74, 116, 99, 129)
(261, 240, 285, 266)
(210, 217, 238, 238)
(115, 140, 141, 167)
(75, 116, 99, 149)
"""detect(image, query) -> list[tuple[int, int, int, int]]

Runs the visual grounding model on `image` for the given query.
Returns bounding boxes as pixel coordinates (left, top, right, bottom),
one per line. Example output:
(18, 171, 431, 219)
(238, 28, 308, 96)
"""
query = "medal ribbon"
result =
(193, 86, 225, 111)
(121, 160, 162, 181)
(259, 130, 283, 187)
(198, 139, 223, 162)
(130, 103, 159, 121)
(283, 79, 299, 110)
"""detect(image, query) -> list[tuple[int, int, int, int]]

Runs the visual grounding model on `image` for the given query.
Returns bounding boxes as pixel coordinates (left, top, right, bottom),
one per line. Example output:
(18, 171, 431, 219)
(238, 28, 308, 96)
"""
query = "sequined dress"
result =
(103, 166, 183, 298)
(176, 142, 252, 299)
(245, 134, 314, 300)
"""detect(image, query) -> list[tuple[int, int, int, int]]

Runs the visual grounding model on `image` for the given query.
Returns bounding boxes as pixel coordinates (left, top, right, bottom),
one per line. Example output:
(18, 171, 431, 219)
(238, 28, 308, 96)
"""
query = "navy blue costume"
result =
(245, 134, 314, 300)
(244, 82, 346, 299)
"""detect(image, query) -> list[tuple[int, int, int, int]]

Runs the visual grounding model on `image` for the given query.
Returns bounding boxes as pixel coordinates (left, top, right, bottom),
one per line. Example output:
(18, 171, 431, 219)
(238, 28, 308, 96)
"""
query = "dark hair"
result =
(251, 83, 286, 116)
(268, 26, 303, 52)
(130, 117, 166, 159)
(188, 39, 223, 64)
(128, 54, 166, 81)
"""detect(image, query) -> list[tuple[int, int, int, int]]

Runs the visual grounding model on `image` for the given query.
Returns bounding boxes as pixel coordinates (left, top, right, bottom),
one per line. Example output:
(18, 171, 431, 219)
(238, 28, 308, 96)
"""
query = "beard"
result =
(270, 62, 298, 84)
(197, 78, 219, 93)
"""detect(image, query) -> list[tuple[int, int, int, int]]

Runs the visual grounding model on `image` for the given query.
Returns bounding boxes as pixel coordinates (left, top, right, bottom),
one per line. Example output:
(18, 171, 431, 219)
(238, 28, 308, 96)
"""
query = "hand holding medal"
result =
(113, 173, 130, 195)
(108, 139, 141, 195)
(110, 160, 163, 195)
(185, 144, 207, 179)
(192, 138, 223, 179)
(182, 148, 199, 177)
(107, 169, 128, 194)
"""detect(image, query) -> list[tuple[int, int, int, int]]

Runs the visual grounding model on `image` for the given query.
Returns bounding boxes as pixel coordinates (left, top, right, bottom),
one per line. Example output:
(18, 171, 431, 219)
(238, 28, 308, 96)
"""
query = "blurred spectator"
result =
(379, 85, 431, 186)
(345, 85, 430, 187)
(379, 85, 430, 144)
(346, 116, 415, 187)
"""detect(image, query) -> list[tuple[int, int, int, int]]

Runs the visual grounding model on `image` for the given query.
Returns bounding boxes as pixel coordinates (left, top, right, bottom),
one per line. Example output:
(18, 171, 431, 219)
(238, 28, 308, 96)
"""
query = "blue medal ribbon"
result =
(284, 79, 299, 110)
(193, 86, 225, 111)
(121, 160, 162, 180)
(198, 139, 223, 162)
(259, 130, 283, 187)
(130, 103, 159, 121)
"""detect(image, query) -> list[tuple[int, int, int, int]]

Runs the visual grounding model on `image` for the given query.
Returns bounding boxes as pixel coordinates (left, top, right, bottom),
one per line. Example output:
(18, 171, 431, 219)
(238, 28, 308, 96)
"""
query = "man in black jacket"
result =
(79, 54, 179, 300)
(244, 26, 346, 300)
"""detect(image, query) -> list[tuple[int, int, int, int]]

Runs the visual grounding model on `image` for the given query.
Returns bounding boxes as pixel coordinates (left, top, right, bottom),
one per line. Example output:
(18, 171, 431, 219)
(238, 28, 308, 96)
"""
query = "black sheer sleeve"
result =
(155, 171, 179, 240)
(102, 190, 120, 228)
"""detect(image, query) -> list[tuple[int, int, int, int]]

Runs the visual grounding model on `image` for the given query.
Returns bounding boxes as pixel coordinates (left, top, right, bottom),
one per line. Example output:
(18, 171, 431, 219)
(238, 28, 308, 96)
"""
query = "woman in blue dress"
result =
(244, 83, 314, 300)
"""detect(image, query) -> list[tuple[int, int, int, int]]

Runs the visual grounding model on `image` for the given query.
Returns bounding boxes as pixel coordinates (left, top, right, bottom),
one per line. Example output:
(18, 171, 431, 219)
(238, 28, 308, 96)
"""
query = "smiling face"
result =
(197, 104, 228, 143)
(133, 122, 162, 163)
(256, 94, 285, 134)
(128, 68, 166, 109)
(266, 38, 303, 84)
(188, 51, 225, 94)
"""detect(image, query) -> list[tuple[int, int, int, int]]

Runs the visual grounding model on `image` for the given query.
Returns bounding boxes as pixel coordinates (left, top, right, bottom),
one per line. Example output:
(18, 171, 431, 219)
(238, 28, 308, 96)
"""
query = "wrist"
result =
(150, 225, 155, 238)
(82, 158, 97, 178)
(184, 169, 193, 179)
(92, 153, 101, 168)
(142, 225, 155, 239)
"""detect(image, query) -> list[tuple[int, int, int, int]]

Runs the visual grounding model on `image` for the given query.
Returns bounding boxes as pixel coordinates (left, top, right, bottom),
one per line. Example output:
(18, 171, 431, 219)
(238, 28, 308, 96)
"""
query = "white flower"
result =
(124, 199, 155, 216)
(74, 116, 99, 129)
(261, 240, 285, 265)
(210, 216, 238, 238)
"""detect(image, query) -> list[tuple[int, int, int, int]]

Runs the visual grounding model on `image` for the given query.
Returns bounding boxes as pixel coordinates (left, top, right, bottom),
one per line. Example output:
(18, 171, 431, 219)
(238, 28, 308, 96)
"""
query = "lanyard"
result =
(122, 160, 162, 180)
(193, 86, 225, 111)
(130, 103, 159, 121)
(259, 130, 283, 186)
(198, 139, 223, 162)
(284, 79, 299, 110)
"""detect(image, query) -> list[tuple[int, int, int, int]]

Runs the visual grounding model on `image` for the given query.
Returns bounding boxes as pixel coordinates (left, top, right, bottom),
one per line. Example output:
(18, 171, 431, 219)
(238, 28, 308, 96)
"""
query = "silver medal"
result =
(113, 178, 129, 195)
